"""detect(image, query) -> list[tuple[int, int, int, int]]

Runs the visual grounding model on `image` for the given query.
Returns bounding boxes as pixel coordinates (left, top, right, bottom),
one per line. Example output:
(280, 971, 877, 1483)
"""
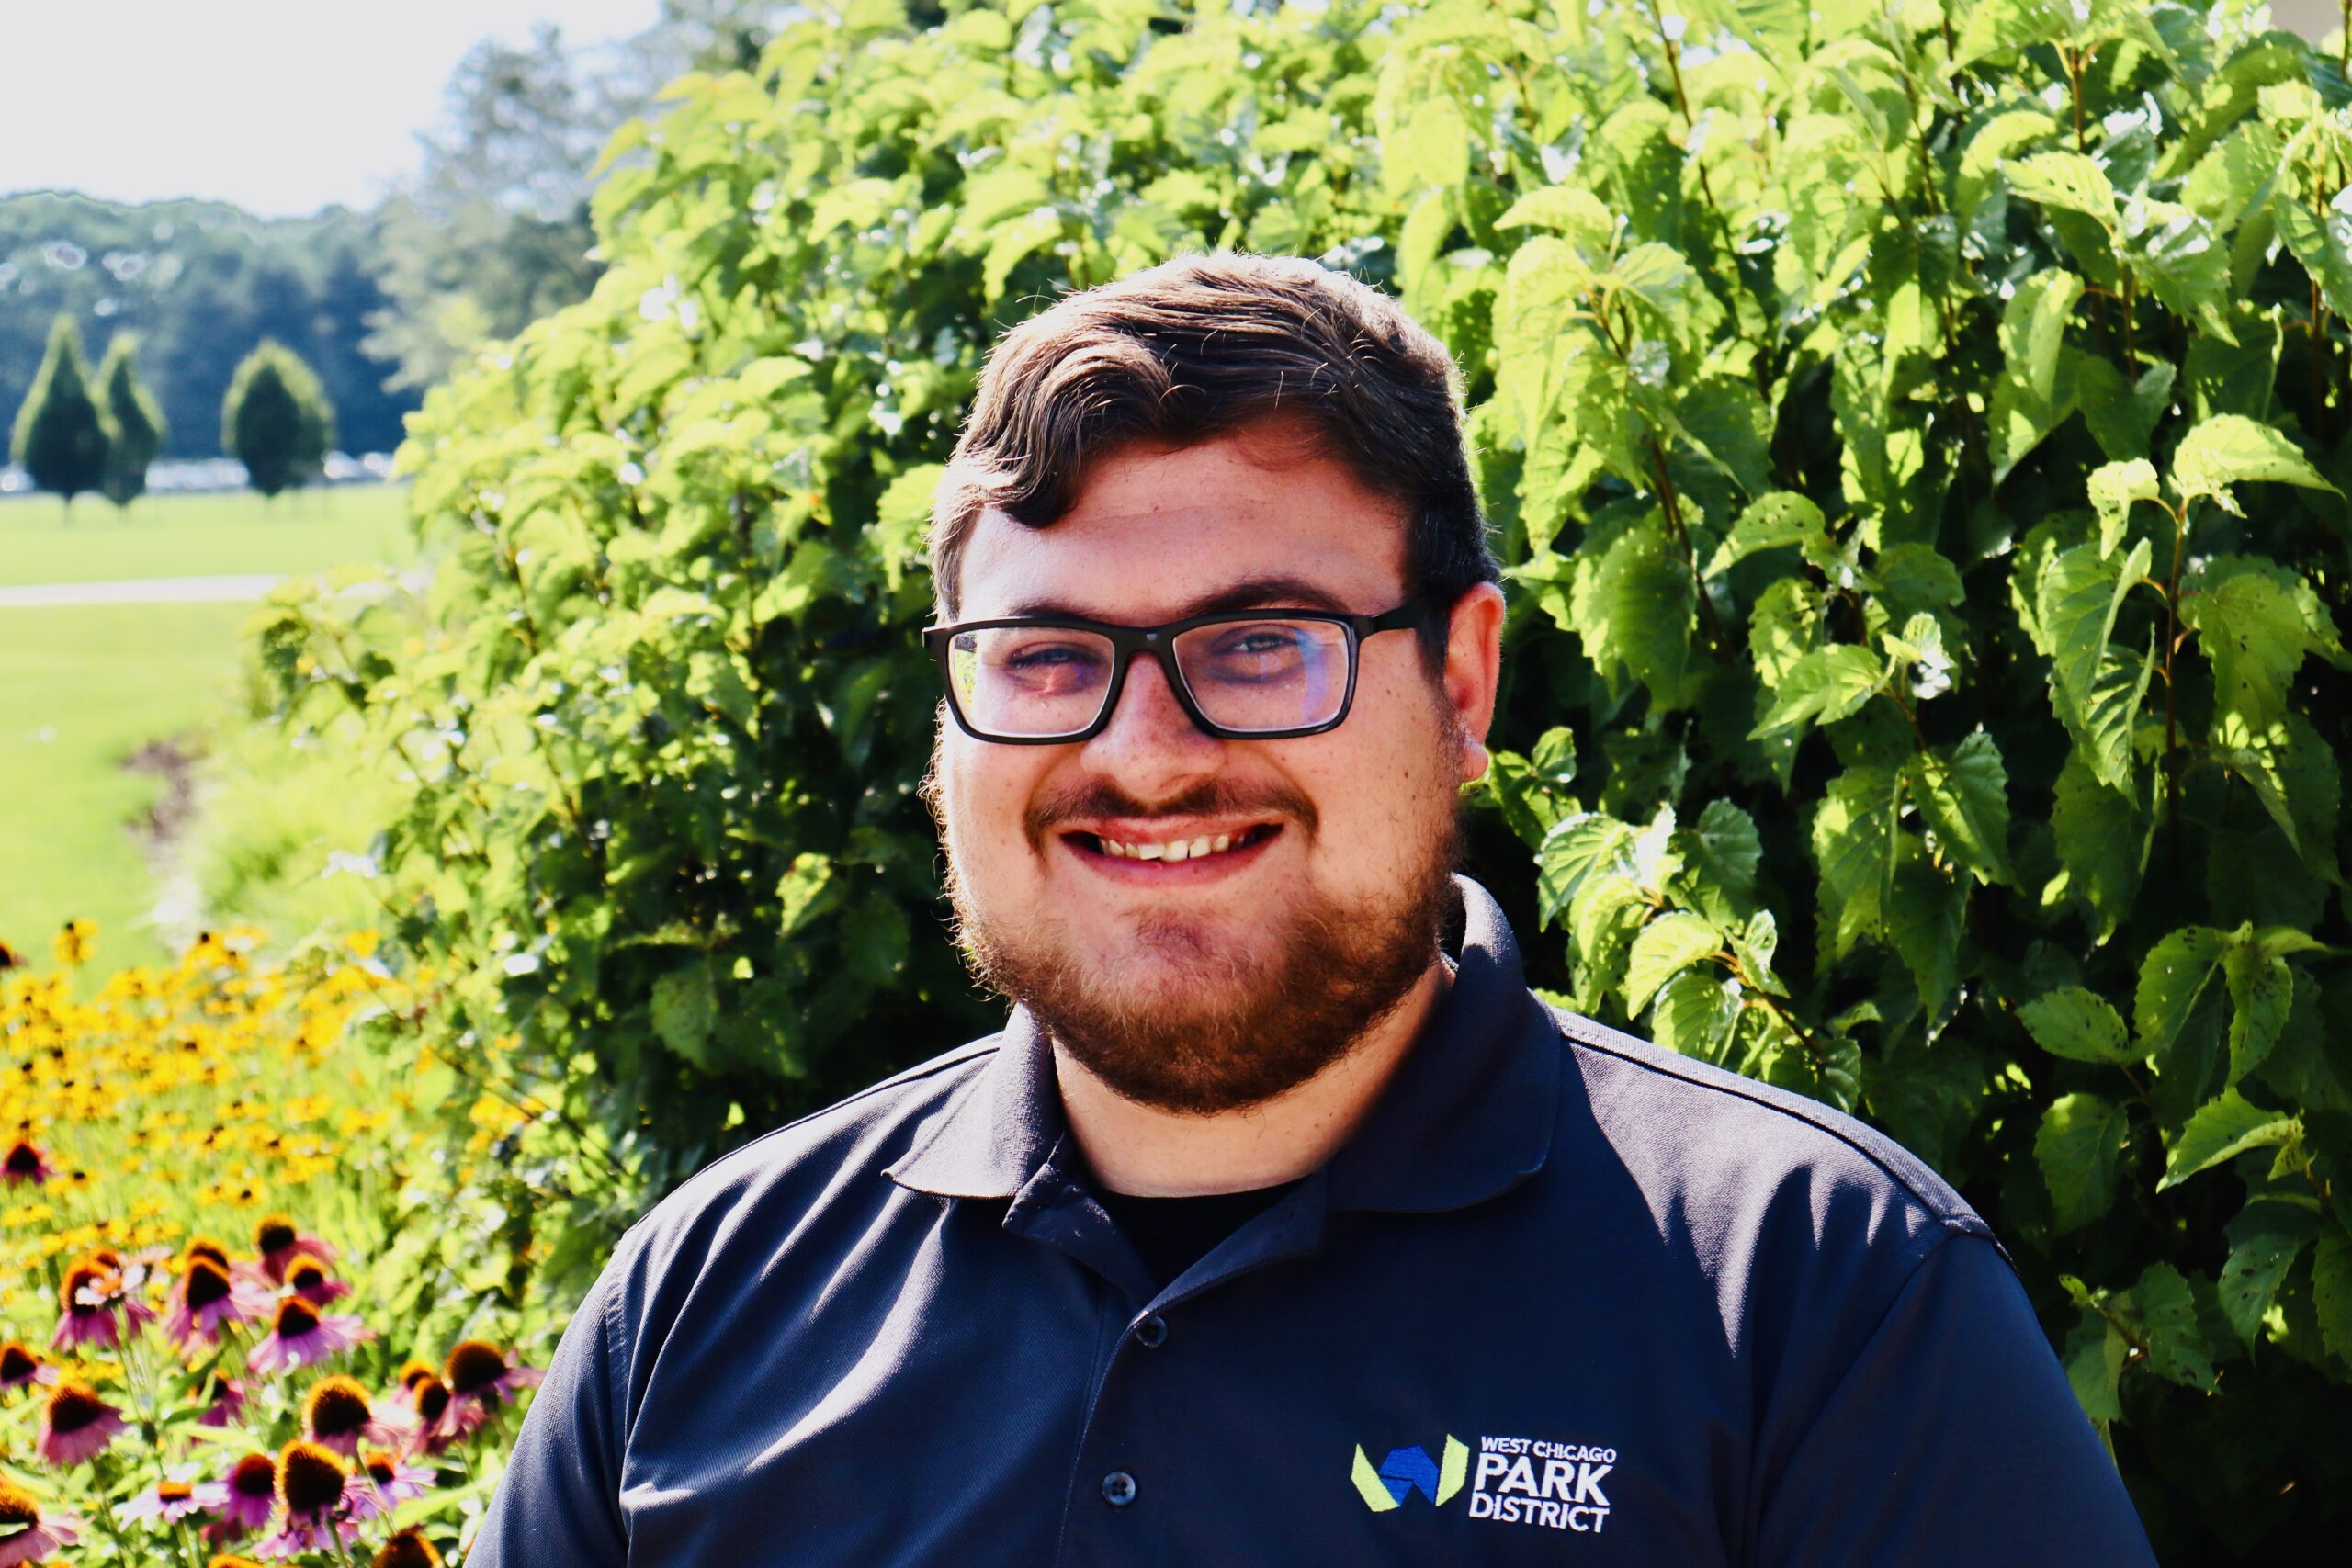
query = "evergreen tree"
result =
(9, 314, 107, 510)
(221, 340, 334, 497)
(95, 333, 166, 508)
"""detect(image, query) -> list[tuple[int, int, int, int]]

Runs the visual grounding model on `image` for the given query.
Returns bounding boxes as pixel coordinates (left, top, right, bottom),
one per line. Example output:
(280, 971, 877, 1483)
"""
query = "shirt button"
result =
(1134, 1314, 1168, 1348)
(1101, 1471, 1138, 1507)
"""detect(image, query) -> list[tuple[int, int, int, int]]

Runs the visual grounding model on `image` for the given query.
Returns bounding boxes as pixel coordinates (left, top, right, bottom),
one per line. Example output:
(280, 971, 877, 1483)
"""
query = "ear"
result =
(1439, 582, 1506, 784)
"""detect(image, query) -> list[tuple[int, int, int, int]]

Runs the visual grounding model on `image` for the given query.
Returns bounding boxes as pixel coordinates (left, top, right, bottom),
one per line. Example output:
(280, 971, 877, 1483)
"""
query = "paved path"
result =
(0, 573, 287, 607)
(0, 569, 428, 608)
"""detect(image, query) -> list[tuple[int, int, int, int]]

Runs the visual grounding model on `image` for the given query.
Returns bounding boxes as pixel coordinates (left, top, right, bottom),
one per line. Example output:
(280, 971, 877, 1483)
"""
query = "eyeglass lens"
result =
(946, 618, 1353, 738)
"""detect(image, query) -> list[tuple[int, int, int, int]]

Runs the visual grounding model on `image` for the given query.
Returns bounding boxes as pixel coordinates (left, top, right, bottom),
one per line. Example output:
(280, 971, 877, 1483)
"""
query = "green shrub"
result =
(96, 331, 167, 507)
(223, 338, 335, 495)
(11, 313, 107, 506)
(243, 2, 2352, 1550)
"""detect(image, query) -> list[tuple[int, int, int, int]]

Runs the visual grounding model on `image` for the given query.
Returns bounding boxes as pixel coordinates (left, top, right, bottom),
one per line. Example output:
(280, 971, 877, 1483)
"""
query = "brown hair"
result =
(929, 252, 1497, 658)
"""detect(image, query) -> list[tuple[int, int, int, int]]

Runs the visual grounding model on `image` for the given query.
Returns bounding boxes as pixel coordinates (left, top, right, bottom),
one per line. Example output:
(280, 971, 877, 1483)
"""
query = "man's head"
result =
(924, 253, 1505, 1115)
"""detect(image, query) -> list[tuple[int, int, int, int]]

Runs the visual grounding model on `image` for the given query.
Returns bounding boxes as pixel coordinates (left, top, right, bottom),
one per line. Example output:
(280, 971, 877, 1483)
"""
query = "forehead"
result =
(955, 432, 1410, 621)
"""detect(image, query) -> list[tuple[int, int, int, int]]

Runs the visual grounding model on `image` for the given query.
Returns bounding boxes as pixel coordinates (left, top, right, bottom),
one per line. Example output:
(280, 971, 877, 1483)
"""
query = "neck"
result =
(1053, 957, 1453, 1197)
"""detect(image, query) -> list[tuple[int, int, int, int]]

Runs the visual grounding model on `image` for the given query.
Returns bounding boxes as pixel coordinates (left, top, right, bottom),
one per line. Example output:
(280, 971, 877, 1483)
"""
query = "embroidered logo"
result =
(1349, 1436, 1469, 1511)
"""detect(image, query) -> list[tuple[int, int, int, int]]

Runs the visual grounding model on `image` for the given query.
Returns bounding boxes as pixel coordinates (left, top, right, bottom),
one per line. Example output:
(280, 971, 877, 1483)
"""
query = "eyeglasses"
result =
(922, 594, 1439, 744)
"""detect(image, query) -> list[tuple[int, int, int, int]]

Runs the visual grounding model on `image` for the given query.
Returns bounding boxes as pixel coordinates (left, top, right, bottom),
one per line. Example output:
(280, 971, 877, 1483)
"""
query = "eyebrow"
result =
(996, 574, 1358, 621)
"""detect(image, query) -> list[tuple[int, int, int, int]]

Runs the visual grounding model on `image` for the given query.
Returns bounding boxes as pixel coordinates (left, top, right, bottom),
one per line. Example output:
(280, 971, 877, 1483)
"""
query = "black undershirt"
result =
(1093, 1180, 1303, 1290)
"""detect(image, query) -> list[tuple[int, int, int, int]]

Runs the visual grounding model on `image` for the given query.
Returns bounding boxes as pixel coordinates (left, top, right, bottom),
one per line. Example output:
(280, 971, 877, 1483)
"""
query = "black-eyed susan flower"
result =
(301, 1375, 415, 1459)
(0, 1479, 81, 1565)
(437, 1338, 544, 1438)
(51, 920, 93, 969)
(256, 1440, 367, 1556)
(283, 1249, 351, 1307)
(245, 1296, 372, 1377)
(207, 1452, 277, 1537)
(1, 1139, 51, 1186)
(251, 1213, 337, 1286)
(35, 1381, 124, 1466)
(163, 1255, 273, 1349)
(370, 1525, 444, 1568)
(0, 1340, 60, 1393)
(207, 1557, 266, 1568)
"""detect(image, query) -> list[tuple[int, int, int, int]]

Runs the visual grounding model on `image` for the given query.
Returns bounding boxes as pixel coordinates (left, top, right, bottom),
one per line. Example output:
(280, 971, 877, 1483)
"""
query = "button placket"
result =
(1133, 1313, 1167, 1348)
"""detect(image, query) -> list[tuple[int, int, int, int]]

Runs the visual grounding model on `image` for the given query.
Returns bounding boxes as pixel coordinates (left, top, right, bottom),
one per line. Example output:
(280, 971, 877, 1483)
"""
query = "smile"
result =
(1064, 823, 1282, 865)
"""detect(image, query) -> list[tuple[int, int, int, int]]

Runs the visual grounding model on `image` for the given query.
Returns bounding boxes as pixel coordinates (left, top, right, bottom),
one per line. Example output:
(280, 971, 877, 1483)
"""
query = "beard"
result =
(934, 737, 1464, 1116)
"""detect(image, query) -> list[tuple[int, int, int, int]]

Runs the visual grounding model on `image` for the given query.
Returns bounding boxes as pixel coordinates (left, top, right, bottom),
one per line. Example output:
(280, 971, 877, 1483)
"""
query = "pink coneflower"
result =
(388, 1370, 458, 1456)
(2, 1139, 51, 1186)
(197, 1371, 249, 1427)
(0, 1479, 81, 1565)
(36, 1382, 125, 1466)
(163, 1255, 274, 1349)
(49, 1256, 130, 1351)
(245, 1297, 372, 1377)
(282, 1250, 352, 1307)
(436, 1339, 544, 1438)
(205, 1452, 277, 1540)
(115, 1466, 213, 1526)
(254, 1441, 365, 1557)
(356, 1447, 435, 1509)
(253, 1215, 337, 1286)
(0, 1340, 61, 1393)
(302, 1376, 415, 1459)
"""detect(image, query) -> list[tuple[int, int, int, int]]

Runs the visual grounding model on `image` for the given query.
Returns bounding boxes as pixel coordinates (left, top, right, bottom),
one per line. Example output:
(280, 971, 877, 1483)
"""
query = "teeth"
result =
(1092, 831, 1246, 861)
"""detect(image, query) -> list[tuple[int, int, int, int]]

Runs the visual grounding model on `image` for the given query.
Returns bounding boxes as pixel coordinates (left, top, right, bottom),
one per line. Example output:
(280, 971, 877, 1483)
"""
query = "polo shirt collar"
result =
(886, 875, 1559, 1212)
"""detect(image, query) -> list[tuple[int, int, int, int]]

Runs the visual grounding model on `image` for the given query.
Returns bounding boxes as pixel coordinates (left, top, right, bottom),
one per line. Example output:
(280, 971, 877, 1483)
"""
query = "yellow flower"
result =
(52, 920, 96, 967)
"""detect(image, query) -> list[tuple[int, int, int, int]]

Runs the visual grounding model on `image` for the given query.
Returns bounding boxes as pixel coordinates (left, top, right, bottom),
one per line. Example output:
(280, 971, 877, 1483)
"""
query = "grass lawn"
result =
(0, 602, 254, 973)
(0, 481, 417, 587)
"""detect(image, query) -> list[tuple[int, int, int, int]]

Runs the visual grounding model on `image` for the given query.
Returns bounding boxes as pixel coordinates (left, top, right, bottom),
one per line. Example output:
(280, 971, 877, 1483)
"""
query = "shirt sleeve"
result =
(1754, 1233, 2155, 1567)
(466, 1263, 632, 1566)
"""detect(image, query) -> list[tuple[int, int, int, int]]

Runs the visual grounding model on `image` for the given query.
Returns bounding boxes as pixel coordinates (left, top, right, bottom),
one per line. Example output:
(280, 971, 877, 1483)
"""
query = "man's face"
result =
(930, 423, 1503, 1113)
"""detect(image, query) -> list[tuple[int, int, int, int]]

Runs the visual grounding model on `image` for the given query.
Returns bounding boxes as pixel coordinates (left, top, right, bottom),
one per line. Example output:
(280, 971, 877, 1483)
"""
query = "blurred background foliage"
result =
(13, 0, 2346, 1557)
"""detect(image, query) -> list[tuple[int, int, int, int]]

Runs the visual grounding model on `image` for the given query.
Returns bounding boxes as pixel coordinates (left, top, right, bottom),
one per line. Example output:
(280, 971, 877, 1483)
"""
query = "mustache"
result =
(1025, 778, 1319, 847)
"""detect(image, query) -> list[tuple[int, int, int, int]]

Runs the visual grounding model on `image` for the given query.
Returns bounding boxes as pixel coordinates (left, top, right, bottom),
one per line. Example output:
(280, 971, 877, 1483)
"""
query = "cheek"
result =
(940, 737, 1046, 870)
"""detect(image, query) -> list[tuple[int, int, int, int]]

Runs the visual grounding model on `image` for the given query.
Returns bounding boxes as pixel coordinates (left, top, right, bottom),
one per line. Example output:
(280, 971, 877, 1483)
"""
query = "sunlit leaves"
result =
(2170, 413, 2337, 513)
(2037, 1093, 2131, 1232)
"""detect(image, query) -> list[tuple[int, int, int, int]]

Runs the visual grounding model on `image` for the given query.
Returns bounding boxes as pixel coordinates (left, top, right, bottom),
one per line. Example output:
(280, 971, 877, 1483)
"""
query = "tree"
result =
(222, 340, 334, 497)
(95, 333, 165, 507)
(10, 313, 107, 510)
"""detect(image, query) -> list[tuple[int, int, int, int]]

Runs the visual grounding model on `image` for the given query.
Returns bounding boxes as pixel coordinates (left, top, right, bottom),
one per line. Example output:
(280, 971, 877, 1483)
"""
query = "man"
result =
(471, 253, 2155, 1563)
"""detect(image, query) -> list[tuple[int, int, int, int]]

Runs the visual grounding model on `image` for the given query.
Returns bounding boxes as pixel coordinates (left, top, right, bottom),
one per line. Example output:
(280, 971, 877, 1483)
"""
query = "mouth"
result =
(1058, 821, 1283, 879)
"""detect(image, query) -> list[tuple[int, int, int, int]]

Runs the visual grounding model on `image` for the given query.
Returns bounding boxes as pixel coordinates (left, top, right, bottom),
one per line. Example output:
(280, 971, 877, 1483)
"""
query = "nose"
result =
(1078, 649, 1224, 797)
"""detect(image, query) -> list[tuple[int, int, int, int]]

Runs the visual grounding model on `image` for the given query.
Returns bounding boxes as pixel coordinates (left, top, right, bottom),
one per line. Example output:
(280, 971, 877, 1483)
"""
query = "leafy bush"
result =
(243, 1, 2352, 1551)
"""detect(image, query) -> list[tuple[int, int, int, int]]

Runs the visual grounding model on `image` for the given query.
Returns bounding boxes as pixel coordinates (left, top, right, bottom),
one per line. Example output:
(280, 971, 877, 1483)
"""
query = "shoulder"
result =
(1539, 1000, 1995, 1270)
(605, 1035, 1003, 1282)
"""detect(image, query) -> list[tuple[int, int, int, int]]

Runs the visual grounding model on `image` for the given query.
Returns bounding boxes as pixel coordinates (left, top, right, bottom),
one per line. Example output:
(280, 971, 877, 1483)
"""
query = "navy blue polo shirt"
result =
(471, 878, 2154, 1564)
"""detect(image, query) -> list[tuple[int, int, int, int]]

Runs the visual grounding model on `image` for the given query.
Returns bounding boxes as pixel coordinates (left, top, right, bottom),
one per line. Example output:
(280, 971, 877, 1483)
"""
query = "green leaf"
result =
(1989, 269, 2085, 479)
(2020, 987, 2138, 1065)
(2063, 1312, 2127, 1427)
(1747, 577, 1824, 685)
(2124, 199, 2232, 336)
(2036, 1093, 2131, 1231)
(650, 961, 718, 1070)
(2218, 1229, 2306, 1345)
(2137, 926, 2229, 1055)
(2159, 1087, 2301, 1190)
(2274, 198, 2352, 324)
(2005, 152, 2119, 226)
(1909, 732, 2012, 885)
(1672, 375, 1773, 497)
(2086, 458, 2160, 558)
(1495, 186, 1616, 252)
(1749, 645, 1885, 739)
(2170, 413, 2337, 514)
(2073, 357, 2176, 464)
(1624, 911, 1725, 1012)
(2220, 929, 2295, 1084)
(1537, 814, 1634, 929)
(2037, 540, 2154, 789)
(2315, 1224, 2352, 1364)
(2049, 753, 2147, 941)
(1706, 492, 1835, 577)
(1669, 799, 1762, 925)
(1888, 853, 1967, 1021)
(1813, 766, 1904, 958)
(1569, 521, 1701, 708)
(2130, 1263, 2216, 1389)
(1650, 968, 1745, 1066)
(2182, 572, 2311, 728)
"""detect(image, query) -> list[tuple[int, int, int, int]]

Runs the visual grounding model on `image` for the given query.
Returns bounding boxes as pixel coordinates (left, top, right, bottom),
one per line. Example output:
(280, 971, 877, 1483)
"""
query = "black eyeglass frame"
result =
(922, 593, 1442, 744)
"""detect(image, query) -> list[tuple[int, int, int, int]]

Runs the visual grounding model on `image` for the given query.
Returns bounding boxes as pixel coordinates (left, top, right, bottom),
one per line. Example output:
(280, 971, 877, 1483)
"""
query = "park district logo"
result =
(1350, 1432, 1617, 1534)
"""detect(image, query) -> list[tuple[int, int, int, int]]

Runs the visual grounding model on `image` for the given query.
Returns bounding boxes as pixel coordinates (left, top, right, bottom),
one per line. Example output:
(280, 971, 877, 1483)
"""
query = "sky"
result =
(0, 1, 666, 217)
